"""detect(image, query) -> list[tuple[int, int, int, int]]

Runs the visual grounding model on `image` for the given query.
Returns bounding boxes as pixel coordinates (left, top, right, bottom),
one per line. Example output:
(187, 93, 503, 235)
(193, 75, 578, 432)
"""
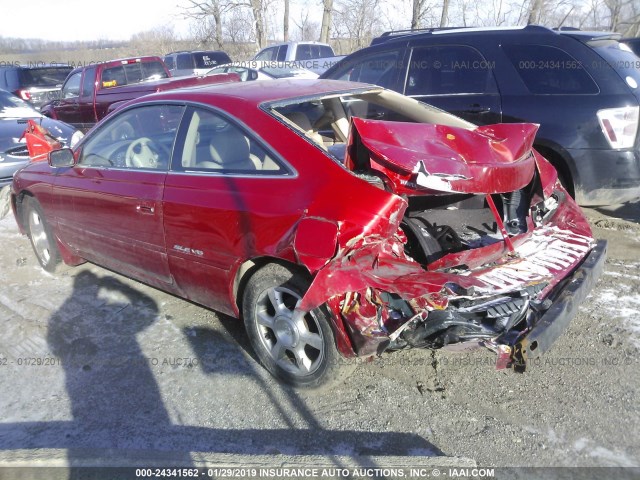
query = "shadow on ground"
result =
(0, 269, 442, 469)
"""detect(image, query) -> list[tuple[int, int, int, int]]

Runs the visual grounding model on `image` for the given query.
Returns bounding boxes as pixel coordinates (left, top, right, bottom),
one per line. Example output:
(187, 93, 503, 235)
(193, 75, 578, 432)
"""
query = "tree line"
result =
(185, 0, 640, 52)
(1, 0, 638, 60)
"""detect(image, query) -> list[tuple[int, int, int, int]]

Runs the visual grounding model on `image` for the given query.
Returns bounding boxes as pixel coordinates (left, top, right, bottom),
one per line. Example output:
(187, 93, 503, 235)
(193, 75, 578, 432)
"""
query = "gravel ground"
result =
(0, 189, 638, 469)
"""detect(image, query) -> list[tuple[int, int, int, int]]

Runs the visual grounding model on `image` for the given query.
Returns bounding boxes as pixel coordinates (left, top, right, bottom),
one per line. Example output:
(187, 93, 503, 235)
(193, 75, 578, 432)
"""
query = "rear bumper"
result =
(511, 239, 607, 368)
(569, 148, 640, 206)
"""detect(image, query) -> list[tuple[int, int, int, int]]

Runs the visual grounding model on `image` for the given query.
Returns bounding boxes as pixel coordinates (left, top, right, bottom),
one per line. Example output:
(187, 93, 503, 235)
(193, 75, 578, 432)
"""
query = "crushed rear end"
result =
(300, 118, 606, 370)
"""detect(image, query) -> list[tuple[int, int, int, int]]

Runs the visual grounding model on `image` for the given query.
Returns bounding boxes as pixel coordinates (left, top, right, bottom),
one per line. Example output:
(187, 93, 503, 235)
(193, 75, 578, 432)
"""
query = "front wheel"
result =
(243, 263, 353, 389)
(25, 197, 61, 272)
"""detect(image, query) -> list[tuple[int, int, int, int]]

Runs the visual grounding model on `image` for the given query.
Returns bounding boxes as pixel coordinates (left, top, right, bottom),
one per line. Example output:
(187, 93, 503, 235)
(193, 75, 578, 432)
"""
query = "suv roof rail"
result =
(379, 26, 467, 37)
(371, 25, 553, 45)
(371, 24, 553, 45)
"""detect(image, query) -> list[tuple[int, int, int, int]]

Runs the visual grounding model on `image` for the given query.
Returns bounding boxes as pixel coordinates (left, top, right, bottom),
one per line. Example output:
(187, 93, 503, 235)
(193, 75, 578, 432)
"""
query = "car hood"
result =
(346, 117, 539, 195)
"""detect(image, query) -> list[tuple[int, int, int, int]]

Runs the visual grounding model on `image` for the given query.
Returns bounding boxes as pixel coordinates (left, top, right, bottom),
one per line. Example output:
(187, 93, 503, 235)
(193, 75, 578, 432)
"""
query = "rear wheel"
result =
(243, 263, 353, 389)
(25, 197, 61, 272)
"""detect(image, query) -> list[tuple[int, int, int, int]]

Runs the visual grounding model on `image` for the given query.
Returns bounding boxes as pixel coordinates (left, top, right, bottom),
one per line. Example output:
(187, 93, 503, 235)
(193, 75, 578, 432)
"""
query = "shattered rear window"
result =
(264, 88, 474, 163)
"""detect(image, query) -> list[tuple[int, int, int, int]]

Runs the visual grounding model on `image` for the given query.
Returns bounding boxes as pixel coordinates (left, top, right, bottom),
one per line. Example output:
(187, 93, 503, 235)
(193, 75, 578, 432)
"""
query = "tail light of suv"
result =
(15, 89, 32, 101)
(597, 106, 639, 149)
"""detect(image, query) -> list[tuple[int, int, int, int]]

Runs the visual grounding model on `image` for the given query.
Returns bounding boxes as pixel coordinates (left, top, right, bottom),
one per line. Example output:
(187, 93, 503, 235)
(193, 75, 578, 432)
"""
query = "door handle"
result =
(136, 204, 155, 214)
(465, 103, 491, 113)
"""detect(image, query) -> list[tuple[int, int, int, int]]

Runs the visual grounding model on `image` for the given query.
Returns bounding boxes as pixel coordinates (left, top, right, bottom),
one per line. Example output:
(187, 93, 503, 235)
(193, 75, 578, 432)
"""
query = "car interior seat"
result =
(285, 112, 326, 147)
(207, 127, 257, 171)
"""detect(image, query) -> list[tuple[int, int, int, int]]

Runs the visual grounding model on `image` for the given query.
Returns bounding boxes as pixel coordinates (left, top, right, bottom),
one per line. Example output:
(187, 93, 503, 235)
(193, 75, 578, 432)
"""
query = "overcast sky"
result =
(6, 0, 629, 45)
(0, 0, 195, 42)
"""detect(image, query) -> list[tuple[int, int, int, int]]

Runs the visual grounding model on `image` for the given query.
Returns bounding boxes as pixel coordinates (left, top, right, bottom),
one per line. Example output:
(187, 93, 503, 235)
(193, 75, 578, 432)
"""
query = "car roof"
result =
(0, 65, 73, 71)
(136, 78, 374, 106)
(259, 41, 330, 48)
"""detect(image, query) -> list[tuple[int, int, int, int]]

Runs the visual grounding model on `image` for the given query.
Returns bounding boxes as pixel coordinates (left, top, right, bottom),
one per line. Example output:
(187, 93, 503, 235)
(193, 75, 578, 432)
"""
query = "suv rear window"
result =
(589, 39, 640, 90)
(18, 67, 71, 88)
(503, 44, 599, 94)
(193, 52, 231, 68)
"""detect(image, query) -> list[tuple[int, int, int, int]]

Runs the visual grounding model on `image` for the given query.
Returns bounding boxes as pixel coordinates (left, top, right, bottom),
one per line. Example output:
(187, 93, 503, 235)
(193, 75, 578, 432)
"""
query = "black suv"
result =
(0, 65, 73, 110)
(322, 26, 640, 206)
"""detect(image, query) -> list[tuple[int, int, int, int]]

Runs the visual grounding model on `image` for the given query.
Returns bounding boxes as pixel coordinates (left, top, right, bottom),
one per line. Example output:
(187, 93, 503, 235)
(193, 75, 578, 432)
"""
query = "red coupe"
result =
(11, 79, 606, 388)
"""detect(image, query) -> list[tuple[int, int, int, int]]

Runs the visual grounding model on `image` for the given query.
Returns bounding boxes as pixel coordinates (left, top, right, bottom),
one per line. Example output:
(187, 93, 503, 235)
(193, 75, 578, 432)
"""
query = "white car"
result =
(205, 61, 318, 81)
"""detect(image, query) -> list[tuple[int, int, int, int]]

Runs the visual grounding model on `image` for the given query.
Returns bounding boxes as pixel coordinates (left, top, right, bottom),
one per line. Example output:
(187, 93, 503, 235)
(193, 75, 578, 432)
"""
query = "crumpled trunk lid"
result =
(345, 117, 540, 195)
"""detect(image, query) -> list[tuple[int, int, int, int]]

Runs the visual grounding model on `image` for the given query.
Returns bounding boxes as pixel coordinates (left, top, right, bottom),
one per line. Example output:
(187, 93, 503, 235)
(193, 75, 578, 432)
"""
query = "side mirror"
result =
(48, 148, 75, 167)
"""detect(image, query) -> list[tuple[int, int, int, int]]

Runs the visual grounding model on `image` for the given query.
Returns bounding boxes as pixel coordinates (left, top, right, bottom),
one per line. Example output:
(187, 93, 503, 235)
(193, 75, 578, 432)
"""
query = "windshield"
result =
(18, 67, 72, 88)
(0, 90, 40, 117)
(590, 39, 640, 90)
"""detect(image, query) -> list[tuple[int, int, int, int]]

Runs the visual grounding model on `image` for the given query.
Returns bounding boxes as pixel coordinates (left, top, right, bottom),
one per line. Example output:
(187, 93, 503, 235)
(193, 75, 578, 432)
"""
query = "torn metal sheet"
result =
(345, 117, 539, 195)
(297, 119, 602, 365)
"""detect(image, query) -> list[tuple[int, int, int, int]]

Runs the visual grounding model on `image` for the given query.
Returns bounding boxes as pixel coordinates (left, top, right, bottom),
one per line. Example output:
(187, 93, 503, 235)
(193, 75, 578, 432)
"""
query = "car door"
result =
(55, 71, 83, 128)
(403, 44, 502, 125)
(55, 103, 185, 286)
(77, 66, 97, 129)
(162, 106, 295, 315)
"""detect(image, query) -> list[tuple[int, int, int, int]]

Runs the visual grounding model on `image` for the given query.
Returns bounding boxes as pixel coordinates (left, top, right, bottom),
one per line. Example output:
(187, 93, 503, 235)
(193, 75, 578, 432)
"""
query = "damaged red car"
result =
(10, 79, 606, 388)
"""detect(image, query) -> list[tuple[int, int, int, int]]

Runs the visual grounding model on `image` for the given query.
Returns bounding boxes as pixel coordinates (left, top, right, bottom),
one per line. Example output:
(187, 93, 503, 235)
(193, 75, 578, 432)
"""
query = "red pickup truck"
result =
(41, 56, 238, 131)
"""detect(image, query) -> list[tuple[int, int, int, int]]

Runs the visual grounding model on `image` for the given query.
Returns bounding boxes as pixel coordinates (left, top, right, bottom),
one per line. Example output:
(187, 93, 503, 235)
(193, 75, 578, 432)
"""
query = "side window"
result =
(78, 104, 184, 169)
(319, 45, 334, 57)
(61, 72, 82, 98)
(296, 45, 313, 60)
(176, 54, 193, 70)
(101, 66, 126, 88)
(255, 47, 276, 61)
(329, 50, 401, 88)
(177, 107, 284, 173)
(228, 67, 250, 81)
(405, 45, 496, 96)
(276, 46, 287, 61)
(124, 63, 143, 84)
(142, 61, 169, 80)
(80, 67, 96, 100)
(503, 44, 599, 94)
(164, 56, 175, 70)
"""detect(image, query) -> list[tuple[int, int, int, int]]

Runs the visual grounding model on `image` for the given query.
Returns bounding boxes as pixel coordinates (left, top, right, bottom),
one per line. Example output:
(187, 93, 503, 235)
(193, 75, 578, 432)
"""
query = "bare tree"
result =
(293, 10, 321, 40)
(440, 0, 450, 26)
(223, 8, 256, 44)
(130, 25, 180, 55)
(284, 0, 290, 41)
(333, 0, 383, 51)
(412, 0, 437, 29)
(183, 0, 225, 48)
(184, 0, 268, 50)
(320, 0, 334, 43)
(527, 0, 544, 23)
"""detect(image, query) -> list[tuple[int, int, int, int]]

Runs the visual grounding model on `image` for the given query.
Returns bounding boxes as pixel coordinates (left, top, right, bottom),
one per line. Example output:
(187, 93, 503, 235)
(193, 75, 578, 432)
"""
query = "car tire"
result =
(243, 263, 354, 389)
(25, 197, 61, 273)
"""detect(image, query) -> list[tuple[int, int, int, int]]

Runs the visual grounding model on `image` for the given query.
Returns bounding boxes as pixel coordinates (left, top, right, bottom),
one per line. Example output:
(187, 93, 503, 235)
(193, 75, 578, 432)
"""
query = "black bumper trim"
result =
(513, 239, 607, 367)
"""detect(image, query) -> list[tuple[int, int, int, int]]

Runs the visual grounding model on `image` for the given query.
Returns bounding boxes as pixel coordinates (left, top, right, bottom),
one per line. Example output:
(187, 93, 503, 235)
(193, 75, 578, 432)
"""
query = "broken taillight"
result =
(597, 105, 639, 149)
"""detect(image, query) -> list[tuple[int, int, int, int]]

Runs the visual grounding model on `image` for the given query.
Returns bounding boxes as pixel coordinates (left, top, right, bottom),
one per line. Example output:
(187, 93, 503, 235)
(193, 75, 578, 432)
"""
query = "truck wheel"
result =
(243, 263, 353, 389)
